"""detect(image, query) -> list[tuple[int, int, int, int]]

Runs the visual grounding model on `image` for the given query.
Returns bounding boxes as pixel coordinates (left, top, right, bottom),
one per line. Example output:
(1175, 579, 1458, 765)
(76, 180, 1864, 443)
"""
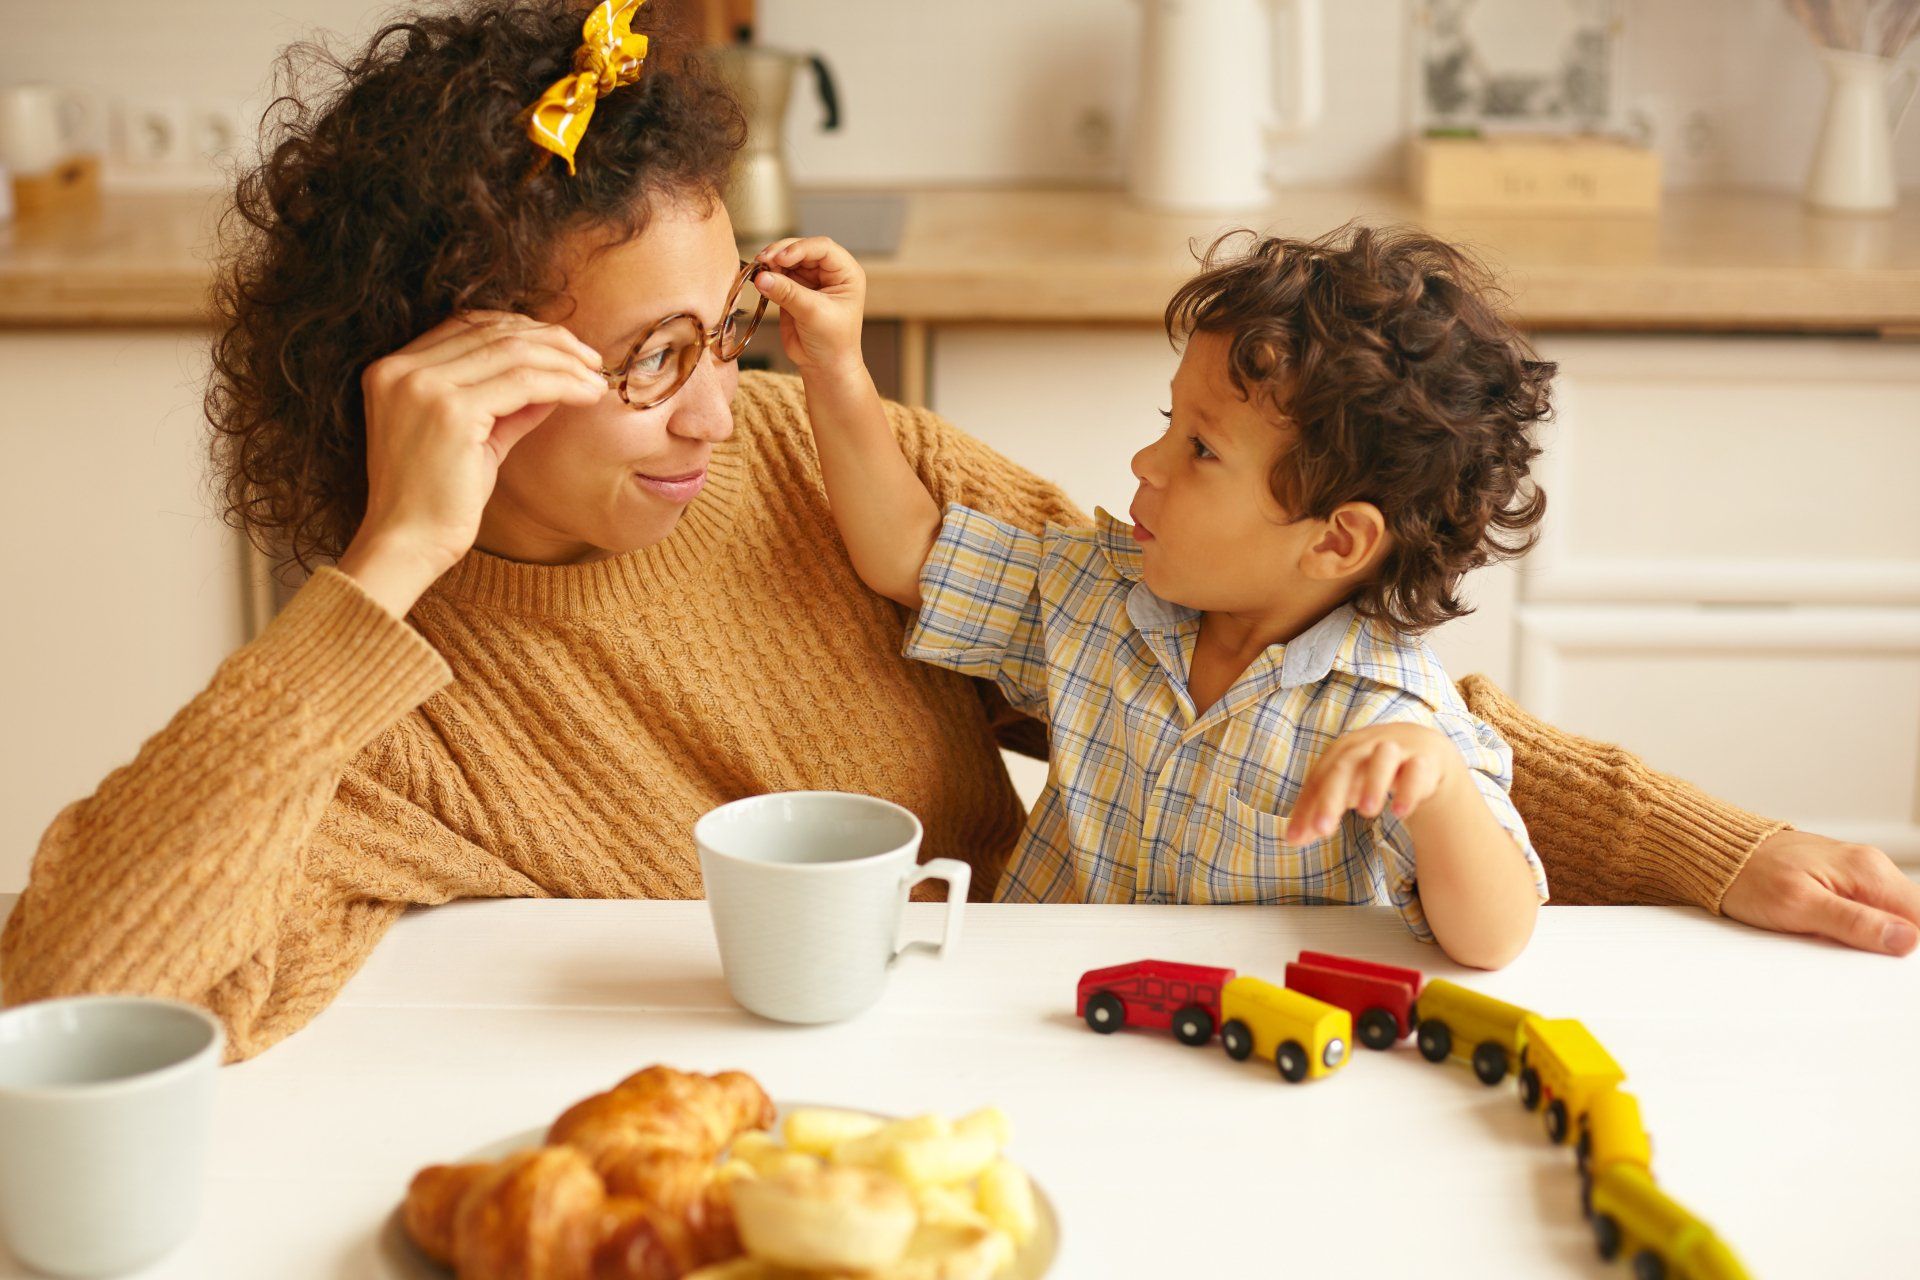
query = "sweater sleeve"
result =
(882, 396, 1092, 537)
(0, 568, 533, 1061)
(1456, 674, 1789, 912)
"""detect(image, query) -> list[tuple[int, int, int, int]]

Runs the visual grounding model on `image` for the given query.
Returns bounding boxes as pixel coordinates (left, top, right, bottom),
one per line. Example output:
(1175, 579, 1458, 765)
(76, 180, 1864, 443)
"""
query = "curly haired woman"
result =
(1, 0, 1911, 1061)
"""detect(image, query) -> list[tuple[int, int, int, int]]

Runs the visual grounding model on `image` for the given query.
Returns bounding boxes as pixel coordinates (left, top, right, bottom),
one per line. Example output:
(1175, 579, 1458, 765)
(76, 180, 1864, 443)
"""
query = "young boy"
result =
(748, 224, 1554, 969)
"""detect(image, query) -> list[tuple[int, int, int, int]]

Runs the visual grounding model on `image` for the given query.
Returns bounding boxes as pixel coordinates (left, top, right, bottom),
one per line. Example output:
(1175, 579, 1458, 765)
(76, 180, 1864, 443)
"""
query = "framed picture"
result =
(1410, 0, 1625, 133)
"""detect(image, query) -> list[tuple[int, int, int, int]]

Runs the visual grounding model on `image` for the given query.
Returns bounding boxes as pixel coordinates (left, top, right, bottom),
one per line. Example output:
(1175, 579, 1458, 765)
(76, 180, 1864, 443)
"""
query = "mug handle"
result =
(893, 858, 970, 962)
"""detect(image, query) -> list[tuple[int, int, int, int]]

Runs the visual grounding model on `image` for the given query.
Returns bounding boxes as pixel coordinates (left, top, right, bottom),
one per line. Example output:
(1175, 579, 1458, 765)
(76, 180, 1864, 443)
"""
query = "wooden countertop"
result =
(4, 184, 1918, 332)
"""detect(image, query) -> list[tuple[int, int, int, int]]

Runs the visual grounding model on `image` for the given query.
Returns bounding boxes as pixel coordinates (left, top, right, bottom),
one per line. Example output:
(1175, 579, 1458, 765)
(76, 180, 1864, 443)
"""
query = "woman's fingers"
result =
(1804, 888, 1920, 956)
(403, 312, 602, 372)
(453, 362, 606, 438)
(469, 368, 605, 460)
(433, 330, 605, 390)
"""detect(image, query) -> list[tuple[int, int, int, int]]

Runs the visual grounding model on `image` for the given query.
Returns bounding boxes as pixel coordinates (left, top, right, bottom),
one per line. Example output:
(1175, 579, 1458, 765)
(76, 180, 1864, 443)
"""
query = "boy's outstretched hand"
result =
(1285, 723, 1460, 845)
(750, 236, 867, 378)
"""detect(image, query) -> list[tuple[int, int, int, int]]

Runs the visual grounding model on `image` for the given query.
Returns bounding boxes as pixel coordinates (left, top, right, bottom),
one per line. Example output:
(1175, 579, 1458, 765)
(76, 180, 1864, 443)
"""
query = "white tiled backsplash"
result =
(3, 0, 1914, 193)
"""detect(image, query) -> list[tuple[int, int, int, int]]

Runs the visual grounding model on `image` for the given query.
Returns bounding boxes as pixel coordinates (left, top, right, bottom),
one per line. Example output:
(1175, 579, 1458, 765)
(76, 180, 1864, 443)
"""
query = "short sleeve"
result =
(901, 503, 1050, 719)
(1341, 692, 1549, 941)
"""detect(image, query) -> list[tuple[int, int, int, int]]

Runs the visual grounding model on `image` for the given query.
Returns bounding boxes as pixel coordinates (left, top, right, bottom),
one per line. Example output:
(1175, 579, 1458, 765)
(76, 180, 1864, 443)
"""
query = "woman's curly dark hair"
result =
(205, 0, 746, 572)
(1164, 223, 1553, 635)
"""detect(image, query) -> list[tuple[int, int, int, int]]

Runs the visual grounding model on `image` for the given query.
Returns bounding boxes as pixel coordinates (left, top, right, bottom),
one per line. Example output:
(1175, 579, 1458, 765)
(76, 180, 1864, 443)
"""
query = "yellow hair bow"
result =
(521, 0, 651, 176)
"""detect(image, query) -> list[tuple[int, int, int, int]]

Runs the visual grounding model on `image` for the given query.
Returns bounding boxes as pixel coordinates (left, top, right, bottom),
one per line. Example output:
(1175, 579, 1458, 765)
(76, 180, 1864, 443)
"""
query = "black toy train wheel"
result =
(1221, 1019, 1254, 1061)
(1171, 1004, 1214, 1047)
(1471, 1042, 1509, 1086)
(1275, 1041, 1310, 1083)
(1519, 1066, 1543, 1111)
(1416, 1018, 1452, 1063)
(1546, 1099, 1571, 1145)
(1632, 1250, 1667, 1280)
(1084, 991, 1125, 1034)
(1575, 1126, 1592, 1173)
(1357, 1008, 1399, 1050)
(1579, 1174, 1593, 1219)
(1593, 1214, 1622, 1261)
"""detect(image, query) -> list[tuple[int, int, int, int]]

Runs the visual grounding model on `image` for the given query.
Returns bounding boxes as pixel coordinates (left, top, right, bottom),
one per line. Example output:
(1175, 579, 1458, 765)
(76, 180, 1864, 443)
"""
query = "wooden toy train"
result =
(1076, 954, 1751, 1280)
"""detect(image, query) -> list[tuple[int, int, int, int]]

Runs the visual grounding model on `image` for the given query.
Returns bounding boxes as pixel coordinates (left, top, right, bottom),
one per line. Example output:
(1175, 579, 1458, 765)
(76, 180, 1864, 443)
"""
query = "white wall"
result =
(3, 0, 1914, 194)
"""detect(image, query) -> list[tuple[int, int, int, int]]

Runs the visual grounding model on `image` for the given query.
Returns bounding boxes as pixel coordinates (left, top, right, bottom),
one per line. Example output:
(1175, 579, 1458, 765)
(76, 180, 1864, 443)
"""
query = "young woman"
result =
(2, 0, 1911, 1061)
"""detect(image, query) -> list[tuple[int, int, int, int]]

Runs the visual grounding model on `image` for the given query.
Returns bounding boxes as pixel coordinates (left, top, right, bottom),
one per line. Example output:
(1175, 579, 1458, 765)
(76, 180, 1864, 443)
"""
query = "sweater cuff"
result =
(240, 567, 453, 754)
(1639, 787, 1791, 914)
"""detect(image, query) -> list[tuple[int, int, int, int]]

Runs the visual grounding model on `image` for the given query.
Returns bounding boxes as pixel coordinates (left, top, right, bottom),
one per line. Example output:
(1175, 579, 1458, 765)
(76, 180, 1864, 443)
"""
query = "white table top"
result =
(1, 896, 1915, 1278)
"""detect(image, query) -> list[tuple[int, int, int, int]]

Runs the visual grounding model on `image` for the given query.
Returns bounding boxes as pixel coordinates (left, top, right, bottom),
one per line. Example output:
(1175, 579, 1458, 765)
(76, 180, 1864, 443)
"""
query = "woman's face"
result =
(476, 197, 744, 565)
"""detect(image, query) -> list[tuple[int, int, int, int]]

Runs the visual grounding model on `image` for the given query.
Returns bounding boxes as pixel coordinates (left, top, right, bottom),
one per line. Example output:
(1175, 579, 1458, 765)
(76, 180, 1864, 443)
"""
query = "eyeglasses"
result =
(598, 258, 770, 409)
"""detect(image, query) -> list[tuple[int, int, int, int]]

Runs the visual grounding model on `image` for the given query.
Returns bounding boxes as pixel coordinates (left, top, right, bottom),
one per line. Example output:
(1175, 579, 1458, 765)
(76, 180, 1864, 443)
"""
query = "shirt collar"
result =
(1092, 506, 1145, 582)
(1292, 605, 1457, 709)
(1091, 507, 1449, 706)
(1278, 603, 1358, 688)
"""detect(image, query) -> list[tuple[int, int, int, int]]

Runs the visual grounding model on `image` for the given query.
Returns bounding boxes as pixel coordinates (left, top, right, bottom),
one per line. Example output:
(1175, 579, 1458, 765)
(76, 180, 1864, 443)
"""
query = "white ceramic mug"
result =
(0, 995, 224, 1277)
(697, 791, 969, 1023)
(0, 84, 79, 177)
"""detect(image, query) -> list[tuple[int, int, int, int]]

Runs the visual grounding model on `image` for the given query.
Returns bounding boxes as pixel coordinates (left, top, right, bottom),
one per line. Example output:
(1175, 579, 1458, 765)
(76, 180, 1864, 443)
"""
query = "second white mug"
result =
(697, 790, 969, 1023)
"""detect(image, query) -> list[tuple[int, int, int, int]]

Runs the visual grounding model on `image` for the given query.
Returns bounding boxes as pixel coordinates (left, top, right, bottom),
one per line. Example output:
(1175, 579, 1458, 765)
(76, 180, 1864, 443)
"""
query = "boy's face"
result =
(1127, 331, 1326, 612)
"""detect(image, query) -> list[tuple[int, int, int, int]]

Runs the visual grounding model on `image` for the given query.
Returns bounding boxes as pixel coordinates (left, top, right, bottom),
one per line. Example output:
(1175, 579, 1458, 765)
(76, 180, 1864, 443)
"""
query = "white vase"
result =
(1805, 48, 1917, 214)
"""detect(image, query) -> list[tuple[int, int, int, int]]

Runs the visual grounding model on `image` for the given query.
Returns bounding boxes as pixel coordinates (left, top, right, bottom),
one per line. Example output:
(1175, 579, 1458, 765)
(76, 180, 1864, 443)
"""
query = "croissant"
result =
(403, 1066, 777, 1280)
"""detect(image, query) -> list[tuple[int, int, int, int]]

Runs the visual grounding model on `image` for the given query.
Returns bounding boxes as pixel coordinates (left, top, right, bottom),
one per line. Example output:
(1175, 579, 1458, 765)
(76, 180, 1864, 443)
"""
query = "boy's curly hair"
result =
(204, 0, 746, 572)
(1164, 223, 1553, 635)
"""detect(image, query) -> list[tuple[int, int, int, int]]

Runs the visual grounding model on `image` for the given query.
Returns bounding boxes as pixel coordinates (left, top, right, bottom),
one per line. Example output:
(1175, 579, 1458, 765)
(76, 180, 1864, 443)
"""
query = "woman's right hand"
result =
(336, 311, 607, 618)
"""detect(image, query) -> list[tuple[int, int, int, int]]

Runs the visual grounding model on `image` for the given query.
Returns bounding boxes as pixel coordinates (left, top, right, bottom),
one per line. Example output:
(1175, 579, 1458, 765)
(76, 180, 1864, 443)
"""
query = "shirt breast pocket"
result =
(1187, 787, 1287, 903)
(1205, 786, 1372, 907)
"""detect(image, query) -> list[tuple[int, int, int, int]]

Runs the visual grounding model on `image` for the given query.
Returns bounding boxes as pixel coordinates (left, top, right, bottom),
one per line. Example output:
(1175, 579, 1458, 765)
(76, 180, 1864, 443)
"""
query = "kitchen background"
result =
(2, 0, 1917, 891)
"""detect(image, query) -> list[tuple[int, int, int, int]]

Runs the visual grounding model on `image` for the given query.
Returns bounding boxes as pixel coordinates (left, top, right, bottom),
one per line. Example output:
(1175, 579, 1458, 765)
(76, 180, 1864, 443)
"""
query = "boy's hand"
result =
(750, 236, 867, 379)
(1286, 723, 1463, 844)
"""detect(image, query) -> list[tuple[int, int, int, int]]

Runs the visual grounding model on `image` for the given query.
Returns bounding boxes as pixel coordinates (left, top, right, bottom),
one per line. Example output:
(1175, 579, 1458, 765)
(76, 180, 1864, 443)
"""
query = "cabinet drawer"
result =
(1526, 336, 1920, 605)
(1516, 605, 1920, 861)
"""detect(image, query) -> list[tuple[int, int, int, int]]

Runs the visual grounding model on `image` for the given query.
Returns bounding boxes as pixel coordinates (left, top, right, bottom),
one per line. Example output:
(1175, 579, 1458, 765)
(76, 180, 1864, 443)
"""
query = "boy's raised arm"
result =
(750, 238, 941, 608)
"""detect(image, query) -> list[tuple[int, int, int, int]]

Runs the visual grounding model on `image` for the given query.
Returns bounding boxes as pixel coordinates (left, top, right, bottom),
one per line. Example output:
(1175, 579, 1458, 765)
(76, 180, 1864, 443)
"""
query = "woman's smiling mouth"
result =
(634, 468, 707, 503)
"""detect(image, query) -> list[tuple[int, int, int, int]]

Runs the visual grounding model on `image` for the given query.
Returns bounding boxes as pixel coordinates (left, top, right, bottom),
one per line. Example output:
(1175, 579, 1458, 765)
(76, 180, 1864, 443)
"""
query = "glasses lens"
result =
(715, 271, 769, 362)
(622, 314, 703, 407)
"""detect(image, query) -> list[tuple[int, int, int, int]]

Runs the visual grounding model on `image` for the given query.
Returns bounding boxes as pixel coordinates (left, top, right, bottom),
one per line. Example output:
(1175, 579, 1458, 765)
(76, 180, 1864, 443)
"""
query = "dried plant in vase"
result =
(1784, 0, 1920, 210)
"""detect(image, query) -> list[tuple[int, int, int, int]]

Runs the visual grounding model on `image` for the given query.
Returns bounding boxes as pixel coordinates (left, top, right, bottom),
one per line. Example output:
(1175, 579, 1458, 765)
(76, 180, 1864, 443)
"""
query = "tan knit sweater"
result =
(0, 373, 1785, 1061)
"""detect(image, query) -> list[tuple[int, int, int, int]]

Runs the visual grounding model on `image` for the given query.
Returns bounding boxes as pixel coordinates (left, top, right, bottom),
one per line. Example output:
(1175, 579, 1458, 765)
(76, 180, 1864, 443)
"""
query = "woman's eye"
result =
(1188, 435, 1214, 460)
(633, 346, 673, 377)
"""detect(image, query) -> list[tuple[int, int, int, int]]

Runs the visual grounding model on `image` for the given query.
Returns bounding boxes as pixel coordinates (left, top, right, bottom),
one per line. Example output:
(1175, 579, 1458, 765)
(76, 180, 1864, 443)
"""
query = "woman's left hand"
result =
(749, 235, 867, 378)
(1721, 830, 1920, 956)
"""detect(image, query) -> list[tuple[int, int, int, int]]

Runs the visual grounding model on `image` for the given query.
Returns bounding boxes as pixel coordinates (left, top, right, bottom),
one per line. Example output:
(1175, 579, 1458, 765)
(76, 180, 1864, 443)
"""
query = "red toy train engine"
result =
(1075, 960, 1236, 1046)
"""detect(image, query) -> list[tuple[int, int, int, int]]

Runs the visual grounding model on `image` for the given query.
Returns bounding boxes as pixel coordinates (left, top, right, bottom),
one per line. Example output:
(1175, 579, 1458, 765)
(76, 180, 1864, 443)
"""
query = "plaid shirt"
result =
(903, 504, 1547, 939)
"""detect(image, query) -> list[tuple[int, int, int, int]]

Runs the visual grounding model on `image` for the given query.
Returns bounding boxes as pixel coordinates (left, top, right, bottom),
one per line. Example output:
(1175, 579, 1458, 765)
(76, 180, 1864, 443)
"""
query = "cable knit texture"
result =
(0, 373, 1783, 1061)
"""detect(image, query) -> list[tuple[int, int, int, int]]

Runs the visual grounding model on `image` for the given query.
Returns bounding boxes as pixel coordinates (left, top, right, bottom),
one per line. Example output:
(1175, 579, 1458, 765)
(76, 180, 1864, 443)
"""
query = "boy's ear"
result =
(1299, 501, 1389, 582)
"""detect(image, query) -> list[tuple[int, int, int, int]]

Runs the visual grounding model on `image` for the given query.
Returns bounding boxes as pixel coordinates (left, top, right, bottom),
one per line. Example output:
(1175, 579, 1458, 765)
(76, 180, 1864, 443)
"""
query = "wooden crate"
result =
(11, 152, 102, 220)
(1407, 134, 1660, 214)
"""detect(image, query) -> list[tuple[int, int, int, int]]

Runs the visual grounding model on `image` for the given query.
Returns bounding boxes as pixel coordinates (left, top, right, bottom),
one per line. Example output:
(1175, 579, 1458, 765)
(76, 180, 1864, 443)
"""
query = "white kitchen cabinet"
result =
(0, 331, 249, 891)
(933, 327, 1920, 863)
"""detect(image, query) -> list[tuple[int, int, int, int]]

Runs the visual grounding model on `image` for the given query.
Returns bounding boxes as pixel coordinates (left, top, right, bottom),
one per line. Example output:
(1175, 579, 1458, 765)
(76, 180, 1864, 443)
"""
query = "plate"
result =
(377, 1106, 1060, 1279)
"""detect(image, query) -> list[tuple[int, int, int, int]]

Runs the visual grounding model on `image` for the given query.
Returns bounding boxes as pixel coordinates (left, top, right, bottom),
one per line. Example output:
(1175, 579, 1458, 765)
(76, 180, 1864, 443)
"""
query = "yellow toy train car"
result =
(1518, 1016, 1626, 1145)
(1580, 1086, 1652, 1186)
(1410, 978, 1534, 1085)
(1588, 1162, 1752, 1280)
(1218, 976, 1351, 1082)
